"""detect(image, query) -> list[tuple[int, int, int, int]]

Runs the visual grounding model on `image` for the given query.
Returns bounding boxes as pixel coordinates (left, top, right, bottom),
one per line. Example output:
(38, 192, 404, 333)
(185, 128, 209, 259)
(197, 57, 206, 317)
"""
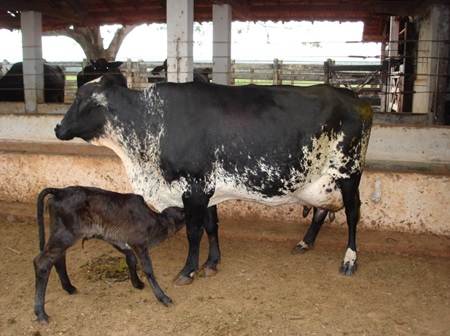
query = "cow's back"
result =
(156, 83, 372, 174)
(145, 83, 372, 207)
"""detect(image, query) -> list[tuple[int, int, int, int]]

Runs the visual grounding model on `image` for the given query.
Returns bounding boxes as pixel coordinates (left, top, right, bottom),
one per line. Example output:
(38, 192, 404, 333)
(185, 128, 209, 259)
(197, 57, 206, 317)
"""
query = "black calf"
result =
(33, 186, 185, 323)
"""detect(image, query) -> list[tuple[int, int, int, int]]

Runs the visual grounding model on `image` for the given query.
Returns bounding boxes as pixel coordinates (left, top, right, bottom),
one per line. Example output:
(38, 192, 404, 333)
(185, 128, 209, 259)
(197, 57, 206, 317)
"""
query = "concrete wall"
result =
(0, 113, 449, 236)
(1, 114, 449, 164)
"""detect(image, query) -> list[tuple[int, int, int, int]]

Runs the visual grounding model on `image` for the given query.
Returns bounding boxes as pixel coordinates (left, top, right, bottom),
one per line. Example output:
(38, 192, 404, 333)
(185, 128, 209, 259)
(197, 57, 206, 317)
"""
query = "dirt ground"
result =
(0, 202, 449, 336)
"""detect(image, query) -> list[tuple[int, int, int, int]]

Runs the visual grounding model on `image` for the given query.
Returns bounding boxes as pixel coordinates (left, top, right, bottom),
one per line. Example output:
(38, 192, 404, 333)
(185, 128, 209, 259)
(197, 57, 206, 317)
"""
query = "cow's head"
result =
(91, 58, 123, 72)
(55, 75, 119, 142)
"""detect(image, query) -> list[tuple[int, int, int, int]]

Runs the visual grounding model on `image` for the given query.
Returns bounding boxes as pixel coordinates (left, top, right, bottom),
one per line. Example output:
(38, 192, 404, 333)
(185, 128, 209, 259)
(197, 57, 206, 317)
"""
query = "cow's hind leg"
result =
(174, 183, 211, 285)
(338, 175, 362, 276)
(293, 207, 328, 253)
(198, 205, 221, 277)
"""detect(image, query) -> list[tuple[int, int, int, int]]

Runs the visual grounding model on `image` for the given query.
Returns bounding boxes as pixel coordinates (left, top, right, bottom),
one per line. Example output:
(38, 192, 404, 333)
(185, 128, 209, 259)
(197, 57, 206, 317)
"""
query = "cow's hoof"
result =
(340, 247, 357, 275)
(173, 273, 194, 286)
(198, 267, 217, 277)
(292, 241, 311, 254)
(340, 261, 357, 276)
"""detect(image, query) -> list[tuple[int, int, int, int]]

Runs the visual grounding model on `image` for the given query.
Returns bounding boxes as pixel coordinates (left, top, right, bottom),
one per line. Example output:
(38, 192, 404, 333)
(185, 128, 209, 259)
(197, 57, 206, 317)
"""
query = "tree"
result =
(44, 25, 138, 61)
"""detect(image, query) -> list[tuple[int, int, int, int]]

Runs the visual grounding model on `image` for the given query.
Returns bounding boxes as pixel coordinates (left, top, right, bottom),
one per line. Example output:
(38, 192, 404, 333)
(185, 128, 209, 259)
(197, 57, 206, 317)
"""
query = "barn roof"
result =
(0, 0, 441, 42)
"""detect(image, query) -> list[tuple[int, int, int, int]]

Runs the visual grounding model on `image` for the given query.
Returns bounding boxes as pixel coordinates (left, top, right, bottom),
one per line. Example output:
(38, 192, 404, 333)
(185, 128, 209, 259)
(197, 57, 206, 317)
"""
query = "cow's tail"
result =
(37, 188, 60, 251)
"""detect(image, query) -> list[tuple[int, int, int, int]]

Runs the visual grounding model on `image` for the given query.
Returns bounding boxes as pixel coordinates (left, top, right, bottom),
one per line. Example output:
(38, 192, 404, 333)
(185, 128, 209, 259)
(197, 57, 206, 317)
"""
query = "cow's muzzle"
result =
(54, 124, 74, 141)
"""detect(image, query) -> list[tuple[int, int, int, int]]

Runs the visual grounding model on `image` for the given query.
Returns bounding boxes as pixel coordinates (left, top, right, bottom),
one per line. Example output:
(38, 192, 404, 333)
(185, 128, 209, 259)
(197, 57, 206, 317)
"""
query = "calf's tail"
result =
(37, 188, 60, 251)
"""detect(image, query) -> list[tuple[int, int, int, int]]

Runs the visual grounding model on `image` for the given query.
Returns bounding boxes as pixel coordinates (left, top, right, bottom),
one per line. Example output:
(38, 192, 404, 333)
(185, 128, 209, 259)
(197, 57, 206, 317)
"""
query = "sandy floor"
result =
(0, 201, 449, 336)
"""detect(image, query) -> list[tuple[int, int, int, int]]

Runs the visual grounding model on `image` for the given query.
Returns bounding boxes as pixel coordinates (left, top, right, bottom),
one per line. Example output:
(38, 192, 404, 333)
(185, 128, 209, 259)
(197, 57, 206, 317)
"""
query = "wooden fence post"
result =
(273, 58, 279, 84)
(126, 58, 133, 88)
(323, 59, 330, 85)
(230, 60, 235, 85)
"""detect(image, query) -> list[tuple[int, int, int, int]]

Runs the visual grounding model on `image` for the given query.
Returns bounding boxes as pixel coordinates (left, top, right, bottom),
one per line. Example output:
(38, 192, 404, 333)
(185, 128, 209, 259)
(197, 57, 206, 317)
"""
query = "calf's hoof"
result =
(67, 287, 78, 295)
(173, 273, 194, 286)
(132, 280, 145, 290)
(160, 295, 173, 307)
(35, 311, 49, 324)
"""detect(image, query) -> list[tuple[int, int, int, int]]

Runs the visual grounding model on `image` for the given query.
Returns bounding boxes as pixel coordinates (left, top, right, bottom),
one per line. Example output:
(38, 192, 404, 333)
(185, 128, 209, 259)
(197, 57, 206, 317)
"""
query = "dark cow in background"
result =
(77, 58, 127, 88)
(149, 59, 212, 83)
(33, 186, 186, 323)
(55, 76, 373, 289)
(0, 62, 65, 102)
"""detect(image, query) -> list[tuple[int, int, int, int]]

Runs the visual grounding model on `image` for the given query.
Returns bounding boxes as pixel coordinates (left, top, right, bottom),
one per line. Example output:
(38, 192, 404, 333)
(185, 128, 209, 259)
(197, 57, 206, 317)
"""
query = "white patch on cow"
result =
(343, 247, 357, 266)
(91, 91, 189, 212)
(207, 130, 356, 212)
(92, 92, 108, 107)
(87, 76, 103, 85)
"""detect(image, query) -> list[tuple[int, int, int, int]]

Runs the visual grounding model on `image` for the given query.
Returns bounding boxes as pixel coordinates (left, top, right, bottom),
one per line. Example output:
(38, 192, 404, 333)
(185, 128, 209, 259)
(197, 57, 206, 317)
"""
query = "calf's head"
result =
(161, 207, 186, 233)
(55, 76, 118, 142)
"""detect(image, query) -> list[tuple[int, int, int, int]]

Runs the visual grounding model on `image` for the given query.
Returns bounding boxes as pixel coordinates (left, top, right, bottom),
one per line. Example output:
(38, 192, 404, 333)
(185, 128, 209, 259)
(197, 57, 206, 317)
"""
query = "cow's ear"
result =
(111, 61, 123, 67)
(99, 75, 119, 88)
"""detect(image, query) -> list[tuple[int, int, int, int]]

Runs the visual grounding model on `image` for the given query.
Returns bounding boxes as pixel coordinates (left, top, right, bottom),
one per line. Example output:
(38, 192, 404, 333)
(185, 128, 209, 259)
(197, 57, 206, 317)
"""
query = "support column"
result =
(413, 4, 450, 124)
(212, 4, 232, 85)
(167, 0, 194, 83)
(21, 11, 44, 112)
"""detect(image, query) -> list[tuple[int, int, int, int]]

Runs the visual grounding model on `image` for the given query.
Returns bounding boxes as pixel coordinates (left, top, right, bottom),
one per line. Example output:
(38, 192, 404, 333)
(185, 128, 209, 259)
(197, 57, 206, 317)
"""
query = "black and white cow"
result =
(55, 76, 373, 285)
(0, 62, 65, 102)
(77, 58, 126, 88)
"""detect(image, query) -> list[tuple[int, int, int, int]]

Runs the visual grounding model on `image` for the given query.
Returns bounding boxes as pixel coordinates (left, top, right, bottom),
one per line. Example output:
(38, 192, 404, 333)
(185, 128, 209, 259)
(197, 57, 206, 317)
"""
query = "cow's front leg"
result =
(174, 184, 210, 286)
(198, 205, 221, 277)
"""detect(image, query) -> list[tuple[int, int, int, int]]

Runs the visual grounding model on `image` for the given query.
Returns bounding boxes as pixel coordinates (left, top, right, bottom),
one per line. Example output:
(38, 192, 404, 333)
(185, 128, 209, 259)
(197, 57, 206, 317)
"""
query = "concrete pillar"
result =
(428, 5, 449, 124)
(21, 11, 44, 112)
(212, 4, 232, 85)
(388, 17, 399, 58)
(413, 4, 450, 124)
(166, 0, 194, 82)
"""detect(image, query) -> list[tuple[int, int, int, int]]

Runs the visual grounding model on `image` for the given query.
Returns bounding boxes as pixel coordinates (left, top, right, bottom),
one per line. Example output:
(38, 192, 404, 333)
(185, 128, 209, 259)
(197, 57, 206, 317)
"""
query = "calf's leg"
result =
(34, 246, 72, 323)
(112, 244, 144, 289)
(54, 253, 77, 294)
(132, 245, 172, 306)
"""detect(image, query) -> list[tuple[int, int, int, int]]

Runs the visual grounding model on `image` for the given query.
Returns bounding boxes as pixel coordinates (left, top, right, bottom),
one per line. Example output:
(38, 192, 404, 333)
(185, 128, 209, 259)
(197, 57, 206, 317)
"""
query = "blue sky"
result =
(0, 21, 381, 63)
